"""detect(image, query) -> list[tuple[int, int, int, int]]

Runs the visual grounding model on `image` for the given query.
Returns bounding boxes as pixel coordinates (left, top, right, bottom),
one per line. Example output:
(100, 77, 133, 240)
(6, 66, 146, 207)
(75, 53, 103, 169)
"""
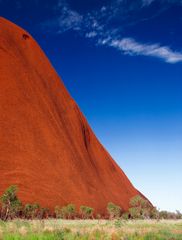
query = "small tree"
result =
(60, 206, 68, 219)
(159, 210, 169, 219)
(129, 207, 141, 219)
(55, 205, 62, 218)
(150, 207, 159, 219)
(129, 195, 152, 219)
(107, 202, 122, 219)
(176, 210, 182, 219)
(24, 203, 40, 219)
(130, 195, 148, 208)
(80, 205, 94, 219)
(66, 204, 76, 219)
(0, 185, 22, 220)
(55, 204, 76, 219)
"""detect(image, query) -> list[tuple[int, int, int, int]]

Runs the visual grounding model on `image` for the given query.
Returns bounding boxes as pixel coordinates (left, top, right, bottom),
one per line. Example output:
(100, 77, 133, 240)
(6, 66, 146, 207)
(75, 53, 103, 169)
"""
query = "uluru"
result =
(0, 17, 143, 214)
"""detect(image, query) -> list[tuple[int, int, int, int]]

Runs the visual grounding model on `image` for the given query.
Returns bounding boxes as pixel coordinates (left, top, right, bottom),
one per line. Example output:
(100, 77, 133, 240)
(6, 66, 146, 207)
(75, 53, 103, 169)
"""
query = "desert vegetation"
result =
(0, 219, 181, 239)
(0, 185, 181, 221)
(107, 202, 122, 219)
(0, 186, 182, 239)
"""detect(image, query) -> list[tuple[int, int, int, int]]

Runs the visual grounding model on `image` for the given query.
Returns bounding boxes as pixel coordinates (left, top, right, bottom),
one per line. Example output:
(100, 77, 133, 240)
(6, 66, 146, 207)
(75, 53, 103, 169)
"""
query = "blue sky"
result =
(0, 0, 182, 212)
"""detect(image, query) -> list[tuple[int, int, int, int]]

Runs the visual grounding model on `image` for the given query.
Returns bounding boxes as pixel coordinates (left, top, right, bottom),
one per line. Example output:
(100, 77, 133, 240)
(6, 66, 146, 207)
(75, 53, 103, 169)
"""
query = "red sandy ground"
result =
(0, 17, 141, 214)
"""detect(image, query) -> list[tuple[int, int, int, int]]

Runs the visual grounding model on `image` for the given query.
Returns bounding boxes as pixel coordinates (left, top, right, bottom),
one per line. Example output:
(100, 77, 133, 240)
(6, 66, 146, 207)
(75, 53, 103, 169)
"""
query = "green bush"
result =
(55, 204, 76, 219)
(121, 212, 130, 220)
(0, 185, 50, 220)
(0, 185, 22, 220)
(150, 207, 159, 219)
(129, 207, 141, 219)
(130, 195, 148, 208)
(80, 205, 94, 219)
(176, 210, 182, 219)
(66, 204, 76, 219)
(107, 202, 122, 219)
(55, 205, 62, 218)
(23, 203, 40, 219)
(129, 195, 154, 219)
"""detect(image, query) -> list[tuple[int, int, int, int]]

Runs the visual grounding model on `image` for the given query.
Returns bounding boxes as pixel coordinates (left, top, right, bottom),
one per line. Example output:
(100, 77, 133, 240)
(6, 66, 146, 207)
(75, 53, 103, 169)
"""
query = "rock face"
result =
(0, 17, 142, 214)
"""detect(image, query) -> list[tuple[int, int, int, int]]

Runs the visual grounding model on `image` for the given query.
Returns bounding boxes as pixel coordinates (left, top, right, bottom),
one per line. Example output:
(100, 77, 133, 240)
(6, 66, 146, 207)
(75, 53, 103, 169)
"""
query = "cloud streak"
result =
(57, 6, 82, 33)
(105, 38, 182, 63)
(43, 0, 182, 64)
(42, 2, 83, 34)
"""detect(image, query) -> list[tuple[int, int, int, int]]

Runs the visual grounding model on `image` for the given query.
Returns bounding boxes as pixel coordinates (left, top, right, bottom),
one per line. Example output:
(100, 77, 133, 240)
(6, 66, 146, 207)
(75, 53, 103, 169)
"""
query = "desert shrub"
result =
(158, 210, 181, 220)
(80, 205, 94, 219)
(129, 195, 153, 219)
(23, 203, 51, 219)
(66, 204, 76, 219)
(176, 210, 182, 219)
(121, 212, 130, 220)
(0, 185, 22, 220)
(159, 211, 168, 219)
(129, 207, 141, 219)
(107, 202, 122, 219)
(55, 205, 62, 218)
(55, 204, 76, 219)
(60, 206, 69, 219)
(38, 207, 50, 219)
(130, 195, 149, 208)
(23, 203, 40, 219)
(150, 207, 159, 219)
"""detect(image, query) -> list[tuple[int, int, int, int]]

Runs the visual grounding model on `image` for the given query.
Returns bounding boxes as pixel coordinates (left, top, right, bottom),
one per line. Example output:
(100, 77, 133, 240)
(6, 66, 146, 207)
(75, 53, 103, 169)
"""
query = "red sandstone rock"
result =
(0, 17, 144, 214)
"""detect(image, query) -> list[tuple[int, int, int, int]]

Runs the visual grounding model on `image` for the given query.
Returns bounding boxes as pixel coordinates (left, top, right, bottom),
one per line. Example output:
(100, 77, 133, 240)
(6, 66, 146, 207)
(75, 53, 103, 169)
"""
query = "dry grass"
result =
(0, 219, 181, 239)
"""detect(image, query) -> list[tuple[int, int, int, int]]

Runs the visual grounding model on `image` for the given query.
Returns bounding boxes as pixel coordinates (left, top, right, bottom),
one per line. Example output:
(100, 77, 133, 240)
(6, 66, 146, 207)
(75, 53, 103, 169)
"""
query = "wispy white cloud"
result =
(49, 0, 166, 36)
(41, 0, 83, 33)
(105, 38, 182, 63)
(42, 0, 182, 64)
(85, 31, 97, 38)
(57, 0, 83, 33)
(57, 5, 83, 33)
